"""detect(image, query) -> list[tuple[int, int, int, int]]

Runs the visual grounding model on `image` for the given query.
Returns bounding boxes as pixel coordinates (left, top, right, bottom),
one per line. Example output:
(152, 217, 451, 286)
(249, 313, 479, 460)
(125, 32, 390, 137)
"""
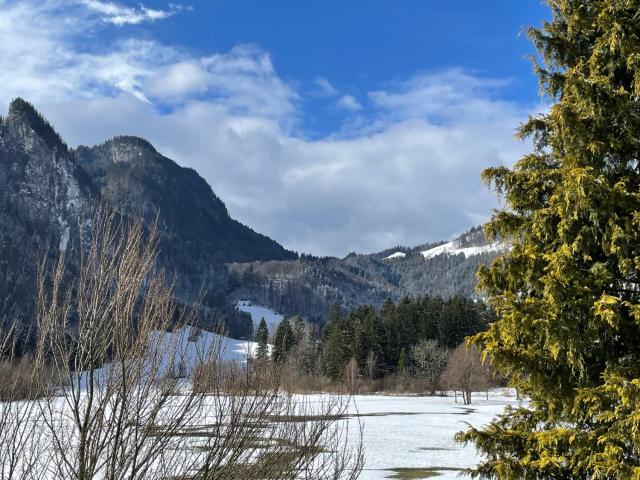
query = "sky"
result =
(0, 0, 550, 256)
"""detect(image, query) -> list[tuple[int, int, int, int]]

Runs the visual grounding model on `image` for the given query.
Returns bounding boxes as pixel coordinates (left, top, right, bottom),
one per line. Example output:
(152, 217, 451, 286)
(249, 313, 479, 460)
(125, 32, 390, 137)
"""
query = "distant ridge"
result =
(228, 225, 503, 323)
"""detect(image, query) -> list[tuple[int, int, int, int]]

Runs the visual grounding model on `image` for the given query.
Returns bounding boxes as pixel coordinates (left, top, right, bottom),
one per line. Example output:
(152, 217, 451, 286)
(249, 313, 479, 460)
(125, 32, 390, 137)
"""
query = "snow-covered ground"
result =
(8, 321, 519, 479)
(421, 241, 505, 260)
(346, 390, 520, 479)
(161, 325, 518, 479)
(77, 326, 260, 388)
(236, 300, 283, 330)
(159, 326, 259, 365)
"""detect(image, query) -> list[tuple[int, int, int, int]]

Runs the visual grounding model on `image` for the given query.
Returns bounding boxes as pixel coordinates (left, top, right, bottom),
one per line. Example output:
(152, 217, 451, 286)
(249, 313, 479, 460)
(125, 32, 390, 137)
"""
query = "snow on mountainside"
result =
(421, 240, 506, 259)
(229, 225, 507, 323)
(236, 301, 283, 330)
(383, 251, 407, 260)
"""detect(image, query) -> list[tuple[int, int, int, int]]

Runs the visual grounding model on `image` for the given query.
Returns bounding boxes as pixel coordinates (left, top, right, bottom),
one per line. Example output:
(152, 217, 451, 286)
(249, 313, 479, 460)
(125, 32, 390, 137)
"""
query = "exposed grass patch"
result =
(385, 468, 441, 479)
(384, 467, 462, 479)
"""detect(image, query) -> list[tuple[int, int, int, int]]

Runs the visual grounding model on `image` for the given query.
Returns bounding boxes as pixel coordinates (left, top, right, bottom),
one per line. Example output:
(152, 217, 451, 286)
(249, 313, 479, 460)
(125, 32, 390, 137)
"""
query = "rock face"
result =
(0, 99, 94, 332)
(0, 99, 295, 341)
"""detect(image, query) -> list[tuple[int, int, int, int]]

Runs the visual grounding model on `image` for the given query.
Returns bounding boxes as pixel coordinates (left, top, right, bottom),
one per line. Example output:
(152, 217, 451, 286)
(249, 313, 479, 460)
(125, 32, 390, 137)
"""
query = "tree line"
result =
(255, 295, 493, 401)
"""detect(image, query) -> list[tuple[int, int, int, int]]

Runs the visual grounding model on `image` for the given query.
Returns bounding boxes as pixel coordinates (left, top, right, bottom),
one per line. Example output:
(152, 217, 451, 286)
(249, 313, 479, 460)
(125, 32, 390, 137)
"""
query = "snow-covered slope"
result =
(156, 326, 259, 369)
(421, 241, 505, 259)
(78, 326, 259, 389)
(236, 300, 283, 330)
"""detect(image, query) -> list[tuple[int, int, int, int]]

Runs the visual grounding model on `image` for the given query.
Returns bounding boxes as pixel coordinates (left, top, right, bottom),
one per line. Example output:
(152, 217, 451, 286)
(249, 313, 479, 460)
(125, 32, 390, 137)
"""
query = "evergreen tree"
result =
(380, 298, 399, 371)
(255, 317, 269, 360)
(353, 306, 385, 378)
(272, 318, 294, 363)
(459, 1, 640, 477)
(322, 304, 351, 381)
(395, 297, 418, 355)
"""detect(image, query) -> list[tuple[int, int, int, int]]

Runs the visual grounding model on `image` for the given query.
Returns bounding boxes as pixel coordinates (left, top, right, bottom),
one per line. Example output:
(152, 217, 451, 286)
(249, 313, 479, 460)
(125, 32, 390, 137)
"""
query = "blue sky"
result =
(92, 0, 548, 136)
(0, 0, 549, 256)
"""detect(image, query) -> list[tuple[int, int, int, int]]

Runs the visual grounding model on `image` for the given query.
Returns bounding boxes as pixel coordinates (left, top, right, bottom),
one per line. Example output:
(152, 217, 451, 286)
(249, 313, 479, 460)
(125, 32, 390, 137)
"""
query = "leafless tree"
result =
(344, 357, 360, 395)
(365, 350, 377, 382)
(190, 358, 364, 479)
(28, 206, 363, 480)
(440, 344, 490, 405)
(411, 339, 449, 395)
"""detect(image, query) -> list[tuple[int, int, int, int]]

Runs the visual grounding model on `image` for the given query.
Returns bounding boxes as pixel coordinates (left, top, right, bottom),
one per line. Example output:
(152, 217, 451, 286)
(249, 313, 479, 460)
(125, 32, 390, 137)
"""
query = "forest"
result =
(256, 296, 493, 398)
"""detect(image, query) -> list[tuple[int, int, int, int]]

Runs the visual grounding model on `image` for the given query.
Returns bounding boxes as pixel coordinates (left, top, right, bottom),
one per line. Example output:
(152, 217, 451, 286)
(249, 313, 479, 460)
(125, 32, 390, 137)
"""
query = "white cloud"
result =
(0, 0, 537, 256)
(0, 2, 296, 120)
(81, 0, 186, 26)
(313, 76, 338, 96)
(369, 69, 513, 124)
(336, 94, 362, 112)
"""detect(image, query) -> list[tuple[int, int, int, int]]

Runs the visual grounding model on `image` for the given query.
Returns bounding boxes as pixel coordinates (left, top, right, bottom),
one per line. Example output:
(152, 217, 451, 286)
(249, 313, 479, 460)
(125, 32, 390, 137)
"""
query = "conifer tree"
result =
(322, 304, 351, 381)
(459, 1, 640, 477)
(380, 298, 399, 370)
(354, 306, 385, 378)
(255, 317, 269, 360)
(272, 318, 294, 363)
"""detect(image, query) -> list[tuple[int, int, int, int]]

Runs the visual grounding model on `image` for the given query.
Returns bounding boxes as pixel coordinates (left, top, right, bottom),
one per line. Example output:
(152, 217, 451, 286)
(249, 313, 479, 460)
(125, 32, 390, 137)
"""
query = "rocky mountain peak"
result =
(98, 135, 158, 163)
(5, 98, 69, 155)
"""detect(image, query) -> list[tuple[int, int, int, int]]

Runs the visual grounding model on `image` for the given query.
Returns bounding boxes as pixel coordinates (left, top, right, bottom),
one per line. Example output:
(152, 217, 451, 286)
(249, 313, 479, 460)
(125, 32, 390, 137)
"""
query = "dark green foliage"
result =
(320, 296, 488, 381)
(321, 304, 352, 381)
(272, 318, 295, 363)
(353, 305, 386, 379)
(255, 317, 269, 360)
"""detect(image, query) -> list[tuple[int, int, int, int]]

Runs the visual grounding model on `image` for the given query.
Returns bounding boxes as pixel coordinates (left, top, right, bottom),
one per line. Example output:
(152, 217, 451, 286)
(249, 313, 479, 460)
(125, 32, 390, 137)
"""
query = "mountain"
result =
(75, 135, 295, 316)
(228, 225, 506, 323)
(0, 98, 503, 340)
(0, 99, 295, 342)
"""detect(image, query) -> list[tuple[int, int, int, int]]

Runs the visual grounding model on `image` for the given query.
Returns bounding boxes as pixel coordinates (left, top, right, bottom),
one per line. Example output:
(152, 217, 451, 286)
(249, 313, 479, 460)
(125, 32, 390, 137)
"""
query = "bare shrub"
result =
(27, 206, 363, 480)
(344, 357, 360, 395)
(0, 323, 47, 480)
(191, 358, 363, 479)
(440, 343, 491, 405)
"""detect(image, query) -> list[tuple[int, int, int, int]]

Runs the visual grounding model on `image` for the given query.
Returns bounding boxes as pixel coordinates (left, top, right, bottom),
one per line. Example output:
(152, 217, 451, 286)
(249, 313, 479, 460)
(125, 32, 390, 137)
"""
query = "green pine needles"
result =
(458, 1, 640, 478)
(255, 317, 270, 360)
